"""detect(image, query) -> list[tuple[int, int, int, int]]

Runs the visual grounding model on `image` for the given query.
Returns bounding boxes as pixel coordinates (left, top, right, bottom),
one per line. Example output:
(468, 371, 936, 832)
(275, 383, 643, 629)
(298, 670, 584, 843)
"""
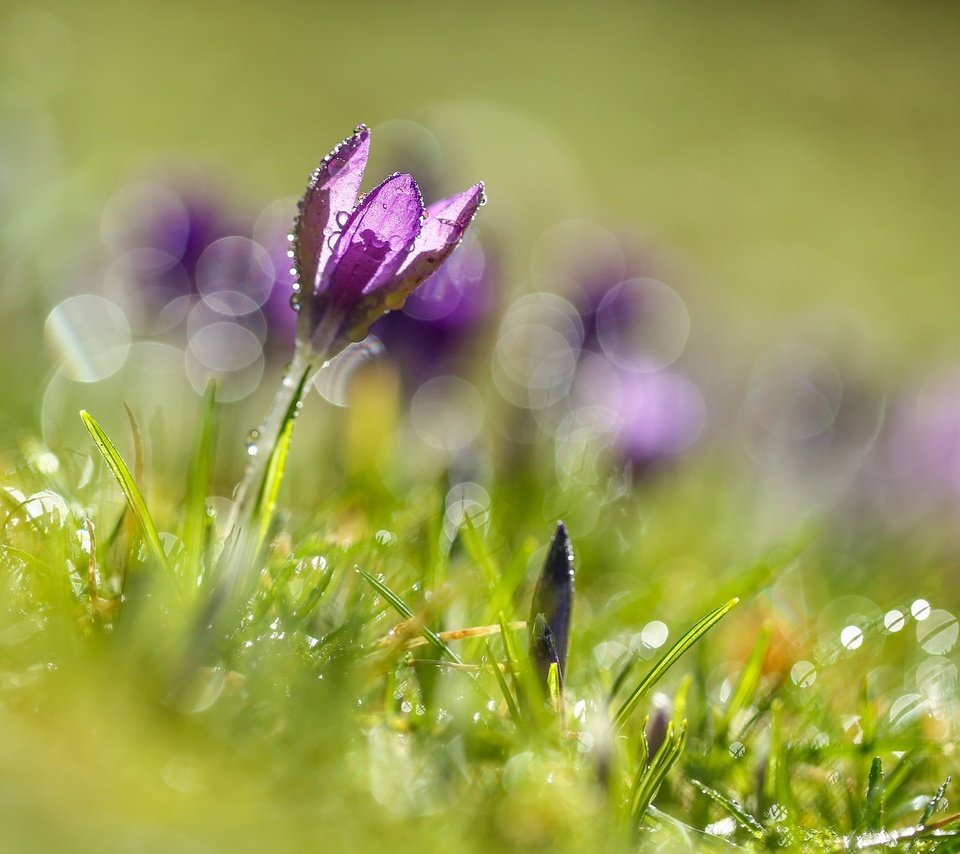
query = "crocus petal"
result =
(392, 183, 486, 298)
(323, 172, 424, 303)
(292, 124, 370, 295)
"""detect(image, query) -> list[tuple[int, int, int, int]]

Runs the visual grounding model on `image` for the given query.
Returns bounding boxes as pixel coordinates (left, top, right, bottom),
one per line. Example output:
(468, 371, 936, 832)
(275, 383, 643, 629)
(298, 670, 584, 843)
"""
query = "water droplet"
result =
(374, 530, 397, 546)
(912, 599, 931, 621)
(245, 429, 261, 456)
(335, 210, 351, 228)
(840, 625, 864, 650)
(790, 660, 817, 688)
(327, 232, 340, 251)
(767, 804, 788, 823)
(729, 741, 745, 759)
(290, 293, 302, 313)
(884, 609, 906, 632)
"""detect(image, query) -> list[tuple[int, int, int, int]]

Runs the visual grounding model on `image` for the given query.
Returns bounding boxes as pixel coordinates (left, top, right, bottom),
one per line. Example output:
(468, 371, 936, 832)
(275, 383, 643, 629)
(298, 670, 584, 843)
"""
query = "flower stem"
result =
(228, 341, 316, 540)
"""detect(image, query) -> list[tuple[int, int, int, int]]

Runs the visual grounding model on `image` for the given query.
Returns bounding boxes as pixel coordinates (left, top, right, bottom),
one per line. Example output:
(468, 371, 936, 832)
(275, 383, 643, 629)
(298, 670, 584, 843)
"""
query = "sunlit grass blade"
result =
(484, 640, 522, 726)
(882, 750, 923, 821)
(613, 597, 739, 730)
(763, 698, 788, 814)
(356, 567, 463, 665)
(920, 776, 951, 826)
(0, 543, 48, 571)
(182, 380, 218, 580)
(122, 402, 146, 487)
(79, 409, 169, 573)
(632, 720, 688, 821)
(691, 779, 766, 841)
(498, 611, 522, 673)
(393, 621, 525, 650)
(862, 756, 885, 832)
(717, 621, 770, 739)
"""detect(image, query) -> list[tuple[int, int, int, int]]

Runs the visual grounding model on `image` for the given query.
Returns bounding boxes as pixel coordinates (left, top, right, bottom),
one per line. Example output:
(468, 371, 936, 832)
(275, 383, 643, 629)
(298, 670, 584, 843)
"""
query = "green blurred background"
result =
(0, 0, 958, 476)
(4, 0, 960, 398)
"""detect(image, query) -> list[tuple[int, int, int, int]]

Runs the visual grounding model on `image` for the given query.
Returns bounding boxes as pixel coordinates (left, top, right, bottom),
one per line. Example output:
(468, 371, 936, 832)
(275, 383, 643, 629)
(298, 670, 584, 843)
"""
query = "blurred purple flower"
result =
(574, 355, 705, 471)
(614, 369, 705, 470)
(882, 372, 960, 508)
(370, 234, 495, 388)
(290, 124, 486, 359)
(546, 220, 704, 471)
(101, 175, 308, 356)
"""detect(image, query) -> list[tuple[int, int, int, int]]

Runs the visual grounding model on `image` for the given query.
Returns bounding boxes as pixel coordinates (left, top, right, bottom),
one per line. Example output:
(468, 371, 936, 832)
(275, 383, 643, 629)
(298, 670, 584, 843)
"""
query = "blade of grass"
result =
(613, 597, 739, 730)
(484, 640, 522, 726)
(920, 776, 951, 826)
(717, 621, 770, 739)
(691, 779, 766, 840)
(862, 756, 885, 832)
(182, 380, 218, 581)
(356, 567, 463, 665)
(80, 409, 169, 574)
(632, 720, 688, 820)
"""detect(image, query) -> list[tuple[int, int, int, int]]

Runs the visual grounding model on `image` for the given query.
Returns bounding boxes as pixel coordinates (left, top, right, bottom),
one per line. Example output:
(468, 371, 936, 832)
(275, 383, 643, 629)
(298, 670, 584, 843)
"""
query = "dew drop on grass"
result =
(245, 429, 261, 457)
(884, 609, 906, 632)
(840, 625, 864, 650)
(912, 599, 931, 621)
(729, 741, 745, 759)
(917, 610, 959, 655)
(767, 804, 788, 823)
(790, 660, 816, 688)
(374, 530, 397, 547)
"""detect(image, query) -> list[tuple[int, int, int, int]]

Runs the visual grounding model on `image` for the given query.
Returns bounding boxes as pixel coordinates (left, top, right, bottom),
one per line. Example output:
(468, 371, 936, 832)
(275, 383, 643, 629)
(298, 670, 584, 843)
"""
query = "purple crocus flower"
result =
(290, 124, 486, 360)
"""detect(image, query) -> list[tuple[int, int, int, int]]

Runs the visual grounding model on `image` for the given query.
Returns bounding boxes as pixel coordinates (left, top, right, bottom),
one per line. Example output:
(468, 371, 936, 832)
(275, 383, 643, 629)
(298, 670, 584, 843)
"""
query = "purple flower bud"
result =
(529, 522, 575, 685)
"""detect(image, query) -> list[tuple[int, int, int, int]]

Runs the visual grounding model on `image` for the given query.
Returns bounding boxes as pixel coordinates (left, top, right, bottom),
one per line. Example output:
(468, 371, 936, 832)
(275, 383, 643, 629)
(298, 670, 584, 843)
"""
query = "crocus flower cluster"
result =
(289, 124, 486, 362)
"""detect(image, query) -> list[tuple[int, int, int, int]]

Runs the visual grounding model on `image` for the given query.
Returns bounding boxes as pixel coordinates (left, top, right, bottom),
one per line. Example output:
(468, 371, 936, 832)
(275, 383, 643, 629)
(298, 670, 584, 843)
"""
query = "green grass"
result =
(1, 385, 958, 851)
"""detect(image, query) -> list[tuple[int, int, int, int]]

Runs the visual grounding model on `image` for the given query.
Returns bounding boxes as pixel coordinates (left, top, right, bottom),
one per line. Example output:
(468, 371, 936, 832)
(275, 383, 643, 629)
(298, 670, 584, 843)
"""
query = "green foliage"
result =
(79, 408, 170, 574)
(0, 396, 954, 851)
